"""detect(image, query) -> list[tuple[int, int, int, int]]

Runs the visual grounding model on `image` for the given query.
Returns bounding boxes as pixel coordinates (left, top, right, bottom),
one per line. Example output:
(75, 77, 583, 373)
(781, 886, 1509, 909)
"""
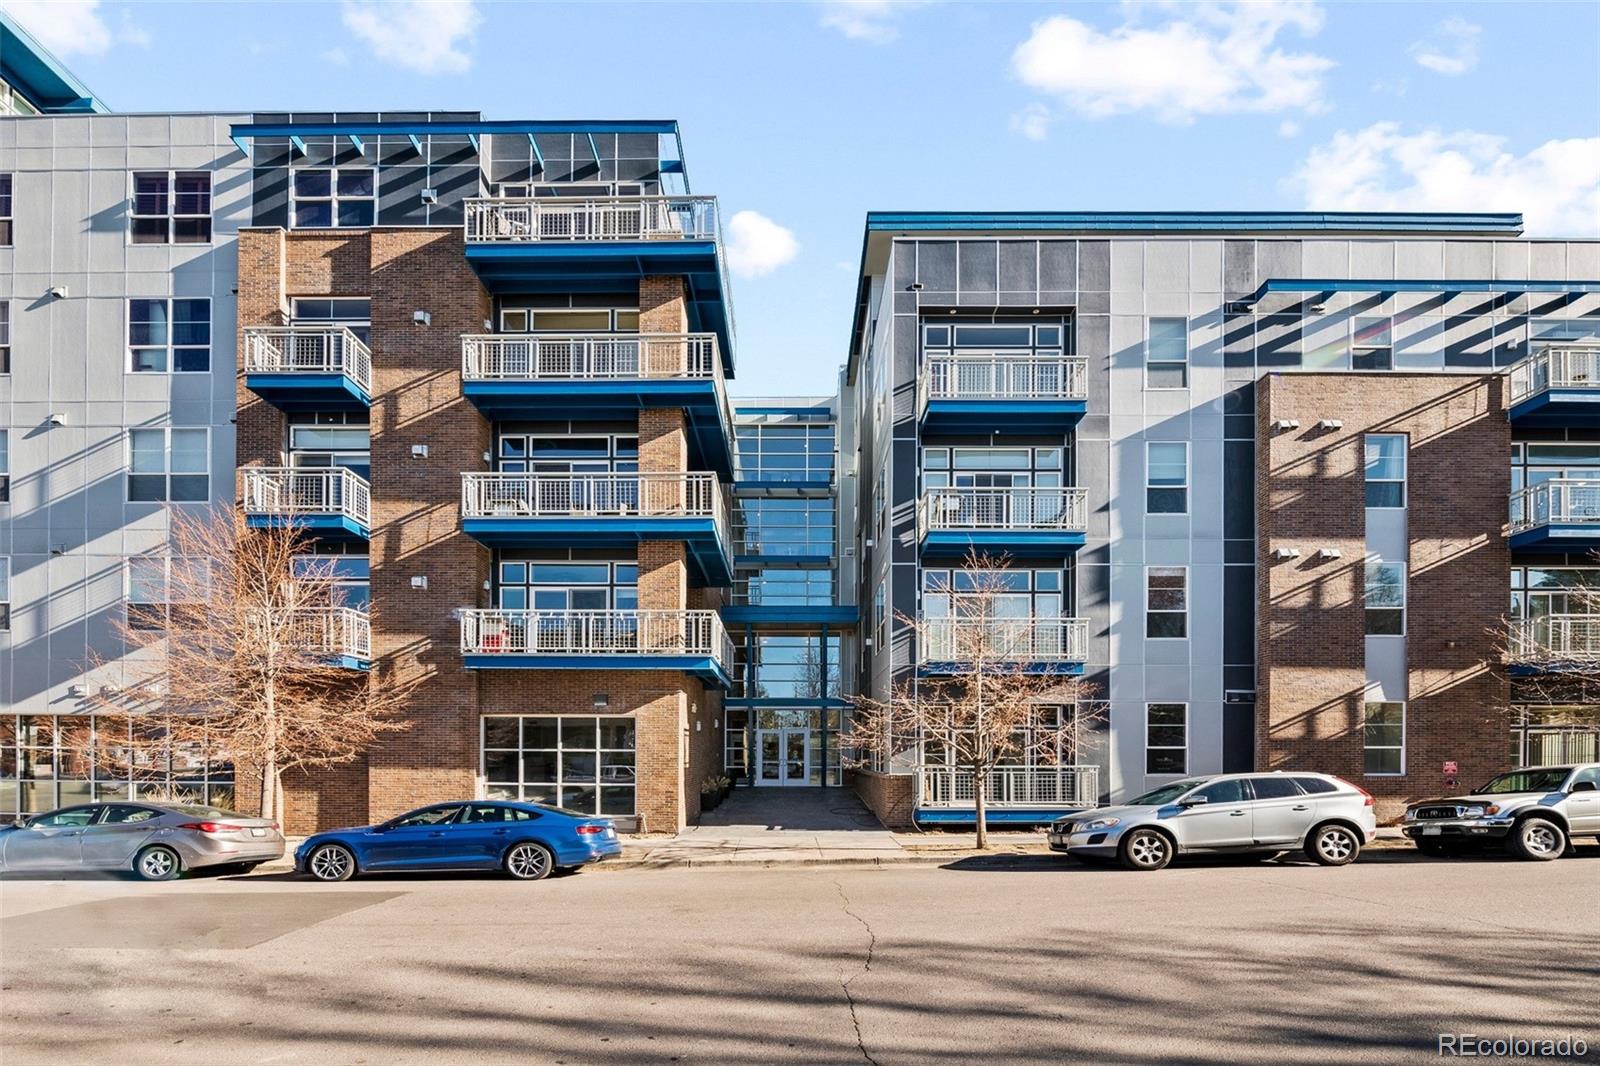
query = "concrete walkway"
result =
(620, 787, 909, 867)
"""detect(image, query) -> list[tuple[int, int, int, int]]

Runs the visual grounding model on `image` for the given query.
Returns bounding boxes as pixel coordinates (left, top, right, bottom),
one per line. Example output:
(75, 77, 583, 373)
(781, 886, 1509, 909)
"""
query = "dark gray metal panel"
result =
(1224, 241, 1255, 296)
(1078, 241, 1110, 291)
(1223, 563, 1254, 666)
(378, 166, 428, 225)
(430, 165, 479, 223)
(1222, 702, 1255, 773)
(957, 240, 998, 295)
(1040, 241, 1076, 292)
(251, 167, 288, 228)
(891, 239, 916, 288)
(1223, 440, 1254, 541)
(999, 240, 1038, 293)
(917, 241, 957, 291)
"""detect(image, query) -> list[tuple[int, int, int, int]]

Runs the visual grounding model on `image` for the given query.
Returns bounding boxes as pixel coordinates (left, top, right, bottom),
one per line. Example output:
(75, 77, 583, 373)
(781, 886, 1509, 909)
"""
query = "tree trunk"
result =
(974, 771, 988, 850)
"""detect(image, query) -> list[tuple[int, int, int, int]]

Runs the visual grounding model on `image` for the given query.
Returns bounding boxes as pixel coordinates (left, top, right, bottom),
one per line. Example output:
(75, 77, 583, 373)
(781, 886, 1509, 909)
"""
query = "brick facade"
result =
(848, 769, 915, 828)
(1256, 372, 1512, 821)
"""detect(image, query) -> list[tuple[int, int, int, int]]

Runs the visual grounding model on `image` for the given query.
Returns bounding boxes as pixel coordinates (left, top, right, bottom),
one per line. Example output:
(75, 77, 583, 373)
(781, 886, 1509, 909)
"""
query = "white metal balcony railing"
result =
(920, 354, 1088, 405)
(1510, 615, 1600, 662)
(459, 608, 734, 666)
(243, 326, 373, 395)
(463, 196, 720, 244)
(1509, 479, 1600, 532)
(461, 472, 727, 536)
(461, 332, 721, 382)
(1507, 342, 1600, 404)
(305, 606, 372, 660)
(243, 467, 371, 529)
(919, 618, 1090, 663)
(919, 486, 1088, 534)
(917, 765, 1101, 809)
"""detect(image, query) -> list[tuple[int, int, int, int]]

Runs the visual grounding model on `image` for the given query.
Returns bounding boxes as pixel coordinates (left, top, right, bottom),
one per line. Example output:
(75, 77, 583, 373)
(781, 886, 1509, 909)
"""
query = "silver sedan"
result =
(0, 802, 284, 880)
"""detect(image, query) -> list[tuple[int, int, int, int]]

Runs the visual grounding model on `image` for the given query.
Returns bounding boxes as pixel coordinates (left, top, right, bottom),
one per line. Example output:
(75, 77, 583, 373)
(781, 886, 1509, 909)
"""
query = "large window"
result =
(1146, 703, 1188, 775)
(292, 298, 372, 343)
(1364, 434, 1406, 508)
(1364, 561, 1405, 635)
(131, 172, 212, 244)
(1, 300, 10, 374)
(0, 557, 9, 631)
(736, 633, 841, 699)
(494, 558, 637, 612)
(1146, 567, 1188, 638)
(126, 556, 208, 631)
(1146, 317, 1189, 388)
(496, 432, 636, 475)
(289, 412, 371, 480)
(734, 422, 835, 483)
(292, 168, 376, 228)
(733, 568, 833, 607)
(922, 319, 1067, 357)
(1363, 702, 1405, 775)
(1146, 442, 1189, 514)
(129, 298, 211, 373)
(498, 303, 639, 333)
(0, 715, 234, 818)
(127, 428, 209, 502)
(0, 173, 11, 245)
(736, 498, 835, 558)
(922, 567, 1063, 621)
(482, 716, 636, 817)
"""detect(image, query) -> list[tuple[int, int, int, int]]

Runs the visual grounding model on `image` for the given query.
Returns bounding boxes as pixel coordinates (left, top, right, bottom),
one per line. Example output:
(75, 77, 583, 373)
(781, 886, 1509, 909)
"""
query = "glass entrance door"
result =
(755, 728, 810, 786)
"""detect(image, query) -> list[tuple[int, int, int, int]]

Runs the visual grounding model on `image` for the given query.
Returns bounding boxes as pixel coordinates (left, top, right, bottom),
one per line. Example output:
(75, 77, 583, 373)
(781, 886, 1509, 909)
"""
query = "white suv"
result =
(1401, 764, 1600, 860)
(1049, 772, 1378, 871)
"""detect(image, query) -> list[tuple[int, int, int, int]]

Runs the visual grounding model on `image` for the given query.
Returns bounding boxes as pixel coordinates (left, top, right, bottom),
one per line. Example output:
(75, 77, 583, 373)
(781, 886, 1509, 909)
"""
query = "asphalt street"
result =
(2, 848, 1596, 1065)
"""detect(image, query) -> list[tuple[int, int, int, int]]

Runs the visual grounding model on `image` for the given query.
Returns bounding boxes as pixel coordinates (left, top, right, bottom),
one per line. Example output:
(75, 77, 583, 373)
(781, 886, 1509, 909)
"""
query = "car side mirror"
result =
(1571, 780, 1598, 793)
(1179, 795, 1209, 808)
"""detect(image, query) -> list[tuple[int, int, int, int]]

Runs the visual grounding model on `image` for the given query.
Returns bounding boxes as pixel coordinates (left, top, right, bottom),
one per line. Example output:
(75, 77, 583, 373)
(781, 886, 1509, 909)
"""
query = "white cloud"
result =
(1010, 103, 1052, 142)
(1277, 119, 1302, 138)
(726, 211, 800, 278)
(342, 0, 480, 75)
(1410, 17, 1480, 76)
(0, 0, 115, 56)
(1011, 1, 1334, 126)
(1289, 122, 1600, 237)
(818, 0, 931, 44)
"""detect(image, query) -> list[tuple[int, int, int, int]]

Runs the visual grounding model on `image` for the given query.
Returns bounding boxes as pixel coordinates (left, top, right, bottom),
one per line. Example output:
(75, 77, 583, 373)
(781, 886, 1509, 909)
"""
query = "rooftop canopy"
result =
(0, 11, 108, 114)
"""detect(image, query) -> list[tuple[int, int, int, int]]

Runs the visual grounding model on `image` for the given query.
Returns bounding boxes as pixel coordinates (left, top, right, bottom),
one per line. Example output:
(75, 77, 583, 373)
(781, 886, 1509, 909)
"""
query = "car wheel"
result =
(307, 843, 357, 882)
(134, 845, 182, 882)
(504, 841, 554, 881)
(1508, 818, 1565, 862)
(1118, 829, 1173, 872)
(1306, 824, 1361, 866)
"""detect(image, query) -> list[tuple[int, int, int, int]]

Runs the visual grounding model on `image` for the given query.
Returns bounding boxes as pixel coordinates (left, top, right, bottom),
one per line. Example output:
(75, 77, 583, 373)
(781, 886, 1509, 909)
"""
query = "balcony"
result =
(914, 765, 1101, 825)
(460, 471, 732, 586)
(243, 467, 371, 540)
(461, 196, 733, 367)
(242, 326, 372, 411)
(919, 355, 1088, 432)
(460, 333, 733, 476)
(1507, 342, 1600, 426)
(1508, 479, 1600, 552)
(1509, 615, 1600, 673)
(918, 486, 1088, 558)
(303, 607, 372, 669)
(459, 608, 733, 686)
(917, 617, 1089, 675)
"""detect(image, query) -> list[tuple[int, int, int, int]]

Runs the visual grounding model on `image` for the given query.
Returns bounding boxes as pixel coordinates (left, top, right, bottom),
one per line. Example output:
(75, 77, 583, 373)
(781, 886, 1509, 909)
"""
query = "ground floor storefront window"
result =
(482, 715, 636, 816)
(725, 707, 843, 786)
(0, 714, 233, 820)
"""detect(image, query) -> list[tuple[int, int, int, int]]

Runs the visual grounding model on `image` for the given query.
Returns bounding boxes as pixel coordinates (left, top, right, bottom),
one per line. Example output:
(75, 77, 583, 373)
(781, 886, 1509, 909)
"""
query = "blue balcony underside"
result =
(720, 604, 859, 629)
(461, 654, 731, 687)
(462, 379, 733, 478)
(1508, 524, 1600, 553)
(461, 517, 732, 586)
(244, 373, 371, 413)
(921, 531, 1085, 559)
(921, 399, 1087, 434)
(332, 655, 371, 671)
(733, 479, 835, 498)
(1507, 390, 1600, 427)
(245, 513, 369, 542)
(917, 661, 1085, 677)
(915, 807, 1093, 826)
(463, 242, 733, 373)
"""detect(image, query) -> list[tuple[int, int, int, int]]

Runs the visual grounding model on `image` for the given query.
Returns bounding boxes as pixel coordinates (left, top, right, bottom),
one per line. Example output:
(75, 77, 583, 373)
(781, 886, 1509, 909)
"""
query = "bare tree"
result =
(1498, 600, 1600, 762)
(842, 553, 1096, 848)
(88, 506, 407, 823)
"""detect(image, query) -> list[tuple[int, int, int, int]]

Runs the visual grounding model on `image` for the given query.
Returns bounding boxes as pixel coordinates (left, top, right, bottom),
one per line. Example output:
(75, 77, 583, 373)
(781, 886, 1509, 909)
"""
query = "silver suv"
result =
(1049, 772, 1377, 871)
(1400, 763, 1600, 861)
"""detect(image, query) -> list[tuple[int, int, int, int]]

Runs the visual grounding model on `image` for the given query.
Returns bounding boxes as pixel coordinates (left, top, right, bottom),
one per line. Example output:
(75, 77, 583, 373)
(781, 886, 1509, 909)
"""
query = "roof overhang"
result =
(0, 12, 108, 114)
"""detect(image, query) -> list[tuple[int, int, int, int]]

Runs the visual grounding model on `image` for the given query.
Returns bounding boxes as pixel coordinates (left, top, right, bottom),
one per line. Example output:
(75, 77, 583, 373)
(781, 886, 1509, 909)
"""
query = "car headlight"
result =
(1080, 817, 1120, 831)
(1462, 806, 1486, 817)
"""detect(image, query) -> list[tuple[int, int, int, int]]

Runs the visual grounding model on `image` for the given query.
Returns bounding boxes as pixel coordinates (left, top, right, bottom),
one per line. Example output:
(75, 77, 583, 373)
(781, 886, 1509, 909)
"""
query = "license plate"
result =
(250, 828, 267, 837)
(1421, 826, 1442, 836)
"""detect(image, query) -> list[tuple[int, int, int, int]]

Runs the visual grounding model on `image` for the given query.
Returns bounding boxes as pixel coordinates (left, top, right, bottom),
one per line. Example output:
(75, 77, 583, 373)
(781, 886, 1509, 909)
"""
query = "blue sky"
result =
(7, 0, 1598, 397)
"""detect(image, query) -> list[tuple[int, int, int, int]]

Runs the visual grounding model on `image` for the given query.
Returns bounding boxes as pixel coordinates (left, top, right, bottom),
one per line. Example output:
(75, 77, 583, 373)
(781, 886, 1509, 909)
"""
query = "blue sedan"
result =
(294, 801, 621, 882)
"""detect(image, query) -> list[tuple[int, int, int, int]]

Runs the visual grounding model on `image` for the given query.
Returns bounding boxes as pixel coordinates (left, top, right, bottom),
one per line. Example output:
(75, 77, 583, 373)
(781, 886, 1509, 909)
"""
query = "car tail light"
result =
(576, 824, 607, 835)
(178, 822, 244, 833)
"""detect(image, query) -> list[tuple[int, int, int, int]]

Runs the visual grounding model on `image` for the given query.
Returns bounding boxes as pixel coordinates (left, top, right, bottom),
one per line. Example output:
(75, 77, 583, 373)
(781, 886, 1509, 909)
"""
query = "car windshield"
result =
(1473, 769, 1573, 794)
(1128, 779, 1210, 806)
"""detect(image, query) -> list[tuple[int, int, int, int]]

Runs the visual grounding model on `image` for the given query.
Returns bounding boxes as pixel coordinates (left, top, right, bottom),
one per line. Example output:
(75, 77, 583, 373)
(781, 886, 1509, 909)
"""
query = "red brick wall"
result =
(849, 770, 913, 828)
(1256, 372, 1511, 820)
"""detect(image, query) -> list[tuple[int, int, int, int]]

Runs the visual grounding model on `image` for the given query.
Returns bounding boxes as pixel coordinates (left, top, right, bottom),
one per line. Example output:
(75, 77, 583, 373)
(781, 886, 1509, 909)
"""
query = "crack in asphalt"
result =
(834, 880, 881, 1066)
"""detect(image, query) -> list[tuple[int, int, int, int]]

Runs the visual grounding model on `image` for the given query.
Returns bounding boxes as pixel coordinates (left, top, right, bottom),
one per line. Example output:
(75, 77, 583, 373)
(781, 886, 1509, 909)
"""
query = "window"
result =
(0, 173, 11, 245)
(292, 168, 376, 228)
(127, 557, 174, 630)
(0, 300, 9, 374)
(128, 428, 209, 502)
(129, 299, 211, 373)
(1249, 777, 1303, 800)
(734, 422, 836, 483)
(1146, 566, 1188, 638)
(1365, 561, 1405, 635)
(0, 428, 8, 502)
(292, 298, 371, 344)
(99, 804, 162, 824)
(1364, 702, 1405, 775)
(1146, 317, 1189, 388)
(1146, 704, 1188, 775)
(1364, 434, 1406, 508)
(1351, 317, 1393, 371)
(1192, 778, 1245, 804)
(1146, 442, 1189, 514)
(739, 634, 841, 699)
(1291, 776, 1339, 795)
(0, 557, 9, 631)
(733, 568, 834, 607)
(494, 558, 636, 612)
(390, 805, 463, 827)
(483, 716, 637, 817)
(736, 498, 835, 557)
(130, 172, 212, 244)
